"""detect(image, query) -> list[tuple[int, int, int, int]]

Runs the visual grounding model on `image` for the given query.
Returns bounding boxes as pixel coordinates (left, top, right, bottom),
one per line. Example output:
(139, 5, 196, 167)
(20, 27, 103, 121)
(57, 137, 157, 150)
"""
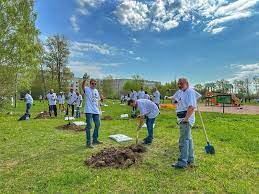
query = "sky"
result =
(35, 0, 259, 84)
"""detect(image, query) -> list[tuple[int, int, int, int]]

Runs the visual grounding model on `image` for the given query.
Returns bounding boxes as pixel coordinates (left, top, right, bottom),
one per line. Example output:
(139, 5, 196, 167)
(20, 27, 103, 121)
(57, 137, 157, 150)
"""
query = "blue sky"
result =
(35, 0, 259, 84)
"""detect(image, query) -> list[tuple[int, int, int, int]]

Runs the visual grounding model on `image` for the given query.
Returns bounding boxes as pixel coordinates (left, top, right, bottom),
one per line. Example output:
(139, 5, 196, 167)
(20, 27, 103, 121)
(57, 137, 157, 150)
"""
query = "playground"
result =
(1, 100, 258, 193)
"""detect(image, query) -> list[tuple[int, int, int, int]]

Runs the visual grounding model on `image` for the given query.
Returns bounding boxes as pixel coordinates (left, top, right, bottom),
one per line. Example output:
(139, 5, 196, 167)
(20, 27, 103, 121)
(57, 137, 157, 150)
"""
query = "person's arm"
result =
(82, 80, 86, 94)
(182, 106, 195, 123)
(165, 96, 175, 100)
(182, 90, 197, 123)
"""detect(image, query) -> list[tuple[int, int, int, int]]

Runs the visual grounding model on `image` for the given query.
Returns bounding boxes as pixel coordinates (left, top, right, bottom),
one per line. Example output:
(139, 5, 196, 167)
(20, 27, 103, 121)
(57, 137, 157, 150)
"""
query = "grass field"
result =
(1, 100, 258, 193)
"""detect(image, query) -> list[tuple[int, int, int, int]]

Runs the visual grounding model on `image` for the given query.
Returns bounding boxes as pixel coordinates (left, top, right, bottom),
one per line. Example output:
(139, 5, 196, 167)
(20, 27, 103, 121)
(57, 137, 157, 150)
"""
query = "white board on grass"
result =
(120, 114, 129, 118)
(142, 123, 155, 128)
(109, 134, 133, 142)
(64, 116, 75, 121)
(72, 121, 86, 126)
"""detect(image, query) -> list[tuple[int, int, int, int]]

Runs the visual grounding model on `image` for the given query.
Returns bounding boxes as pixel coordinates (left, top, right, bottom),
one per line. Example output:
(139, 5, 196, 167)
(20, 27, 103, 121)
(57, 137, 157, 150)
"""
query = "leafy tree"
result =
(0, 0, 42, 108)
(44, 34, 70, 91)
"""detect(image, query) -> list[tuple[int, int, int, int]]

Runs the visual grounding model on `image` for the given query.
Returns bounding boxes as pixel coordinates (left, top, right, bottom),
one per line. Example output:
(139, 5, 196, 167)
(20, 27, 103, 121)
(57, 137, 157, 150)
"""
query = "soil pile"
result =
(101, 115, 113, 120)
(85, 144, 147, 168)
(56, 124, 85, 132)
(34, 111, 50, 119)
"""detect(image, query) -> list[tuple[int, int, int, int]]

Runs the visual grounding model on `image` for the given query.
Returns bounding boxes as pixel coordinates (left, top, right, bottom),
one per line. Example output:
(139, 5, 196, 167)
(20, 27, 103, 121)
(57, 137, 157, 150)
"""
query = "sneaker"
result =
(172, 163, 187, 169)
(143, 139, 152, 145)
(86, 144, 94, 149)
(92, 140, 103, 145)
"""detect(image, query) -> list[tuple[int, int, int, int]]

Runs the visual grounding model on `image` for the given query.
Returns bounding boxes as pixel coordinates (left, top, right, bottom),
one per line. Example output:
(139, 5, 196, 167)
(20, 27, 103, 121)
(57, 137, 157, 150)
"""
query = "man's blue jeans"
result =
(26, 103, 31, 114)
(146, 117, 155, 142)
(177, 122, 194, 166)
(76, 107, 80, 118)
(85, 113, 100, 145)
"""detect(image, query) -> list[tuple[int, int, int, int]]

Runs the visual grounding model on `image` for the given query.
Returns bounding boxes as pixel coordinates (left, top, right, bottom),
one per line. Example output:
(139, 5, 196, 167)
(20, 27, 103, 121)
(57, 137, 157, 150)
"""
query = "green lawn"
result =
(1, 100, 258, 193)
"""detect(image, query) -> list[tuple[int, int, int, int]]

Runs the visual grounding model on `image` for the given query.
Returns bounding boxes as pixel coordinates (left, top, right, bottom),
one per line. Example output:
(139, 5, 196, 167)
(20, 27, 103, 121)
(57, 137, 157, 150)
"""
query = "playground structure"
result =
(204, 83, 241, 107)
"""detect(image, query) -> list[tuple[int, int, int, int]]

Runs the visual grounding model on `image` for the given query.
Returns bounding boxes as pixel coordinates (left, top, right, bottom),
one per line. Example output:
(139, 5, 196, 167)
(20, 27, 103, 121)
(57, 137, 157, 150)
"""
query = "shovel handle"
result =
(197, 105, 210, 143)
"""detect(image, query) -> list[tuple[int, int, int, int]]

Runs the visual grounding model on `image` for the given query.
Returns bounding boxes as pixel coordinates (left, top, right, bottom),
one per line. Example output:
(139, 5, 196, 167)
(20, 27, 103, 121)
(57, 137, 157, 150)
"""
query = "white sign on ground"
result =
(72, 121, 86, 126)
(64, 117, 75, 121)
(120, 114, 129, 118)
(142, 123, 155, 128)
(109, 134, 133, 142)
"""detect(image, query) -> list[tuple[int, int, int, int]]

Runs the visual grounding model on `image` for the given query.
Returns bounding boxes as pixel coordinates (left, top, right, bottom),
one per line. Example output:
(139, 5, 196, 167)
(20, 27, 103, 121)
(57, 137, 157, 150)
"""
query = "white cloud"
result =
(114, 0, 259, 34)
(71, 41, 117, 55)
(69, 15, 79, 32)
(114, 0, 150, 31)
(70, 41, 137, 59)
(69, 60, 121, 78)
(208, 26, 226, 34)
(228, 63, 259, 81)
(256, 32, 259, 36)
(76, 0, 106, 15)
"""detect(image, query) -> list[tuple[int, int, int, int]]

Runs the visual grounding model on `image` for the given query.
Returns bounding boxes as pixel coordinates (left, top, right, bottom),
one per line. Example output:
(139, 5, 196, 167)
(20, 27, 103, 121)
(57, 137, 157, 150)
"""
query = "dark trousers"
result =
(66, 104, 75, 116)
(146, 117, 155, 142)
(85, 113, 100, 145)
(49, 105, 57, 117)
(26, 103, 31, 114)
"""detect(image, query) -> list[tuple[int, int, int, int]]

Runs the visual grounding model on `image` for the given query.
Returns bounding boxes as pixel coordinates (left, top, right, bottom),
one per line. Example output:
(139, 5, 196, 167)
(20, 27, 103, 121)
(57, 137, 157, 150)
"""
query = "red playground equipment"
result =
(205, 83, 240, 107)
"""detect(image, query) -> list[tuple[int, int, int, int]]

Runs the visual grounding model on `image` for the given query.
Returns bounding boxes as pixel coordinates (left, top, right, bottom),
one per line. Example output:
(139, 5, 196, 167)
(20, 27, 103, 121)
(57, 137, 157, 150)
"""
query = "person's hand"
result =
(181, 117, 189, 123)
(83, 73, 88, 80)
(164, 96, 168, 100)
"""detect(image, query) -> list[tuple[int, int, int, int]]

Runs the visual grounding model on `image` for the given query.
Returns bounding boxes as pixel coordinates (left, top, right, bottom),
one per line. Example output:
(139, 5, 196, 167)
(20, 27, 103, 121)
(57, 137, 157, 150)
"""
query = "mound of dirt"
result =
(101, 115, 113, 120)
(85, 144, 147, 168)
(34, 111, 50, 119)
(56, 124, 85, 132)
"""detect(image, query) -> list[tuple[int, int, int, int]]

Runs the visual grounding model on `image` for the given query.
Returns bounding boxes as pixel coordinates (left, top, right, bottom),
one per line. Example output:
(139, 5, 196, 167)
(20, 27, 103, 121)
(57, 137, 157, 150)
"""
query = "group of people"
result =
(24, 76, 201, 169)
(24, 88, 83, 118)
(80, 77, 200, 169)
(46, 88, 83, 118)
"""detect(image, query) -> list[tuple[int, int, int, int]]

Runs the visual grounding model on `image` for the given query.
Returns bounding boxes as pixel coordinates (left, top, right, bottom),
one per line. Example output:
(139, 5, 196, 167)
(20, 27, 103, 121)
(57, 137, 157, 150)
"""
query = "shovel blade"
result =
(205, 144, 215, 154)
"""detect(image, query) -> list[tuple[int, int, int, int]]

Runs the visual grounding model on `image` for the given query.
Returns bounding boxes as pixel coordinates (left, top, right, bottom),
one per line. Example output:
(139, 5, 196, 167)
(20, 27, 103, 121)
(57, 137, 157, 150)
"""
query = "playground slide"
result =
(231, 94, 240, 106)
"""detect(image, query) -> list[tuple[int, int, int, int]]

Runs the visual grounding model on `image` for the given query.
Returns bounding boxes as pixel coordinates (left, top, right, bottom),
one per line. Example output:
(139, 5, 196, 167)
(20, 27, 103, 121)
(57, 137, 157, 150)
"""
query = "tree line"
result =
(0, 0, 73, 108)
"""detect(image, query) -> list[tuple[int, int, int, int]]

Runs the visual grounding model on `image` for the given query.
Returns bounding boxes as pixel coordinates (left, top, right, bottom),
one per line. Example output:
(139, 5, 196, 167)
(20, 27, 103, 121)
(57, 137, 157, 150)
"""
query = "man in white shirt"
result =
(75, 91, 83, 118)
(138, 87, 145, 99)
(82, 78, 102, 148)
(130, 89, 138, 113)
(47, 89, 57, 117)
(24, 91, 33, 116)
(128, 99, 159, 145)
(57, 92, 65, 112)
(66, 88, 77, 117)
(152, 87, 161, 109)
(144, 91, 150, 100)
(165, 78, 201, 169)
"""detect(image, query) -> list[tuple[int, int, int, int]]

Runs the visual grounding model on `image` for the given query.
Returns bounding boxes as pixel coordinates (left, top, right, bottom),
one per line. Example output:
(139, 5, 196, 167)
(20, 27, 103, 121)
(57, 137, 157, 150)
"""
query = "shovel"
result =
(197, 105, 215, 154)
(136, 117, 144, 144)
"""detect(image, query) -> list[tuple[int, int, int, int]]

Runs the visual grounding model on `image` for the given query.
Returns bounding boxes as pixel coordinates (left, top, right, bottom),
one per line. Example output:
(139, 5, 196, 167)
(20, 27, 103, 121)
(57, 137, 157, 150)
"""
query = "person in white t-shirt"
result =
(66, 88, 77, 117)
(24, 91, 33, 116)
(82, 78, 102, 148)
(138, 87, 145, 99)
(165, 78, 201, 169)
(152, 87, 161, 109)
(143, 91, 150, 100)
(75, 91, 83, 118)
(47, 89, 57, 117)
(128, 99, 159, 145)
(130, 89, 138, 113)
(57, 92, 65, 112)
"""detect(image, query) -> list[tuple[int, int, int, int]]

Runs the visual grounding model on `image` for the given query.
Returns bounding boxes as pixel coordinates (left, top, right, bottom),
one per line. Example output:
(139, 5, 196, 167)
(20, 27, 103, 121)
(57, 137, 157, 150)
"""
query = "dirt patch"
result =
(101, 115, 113, 120)
(85, 144, 147, 168)
(56, 124, 85, 132)
(34, 111, 50, 119)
